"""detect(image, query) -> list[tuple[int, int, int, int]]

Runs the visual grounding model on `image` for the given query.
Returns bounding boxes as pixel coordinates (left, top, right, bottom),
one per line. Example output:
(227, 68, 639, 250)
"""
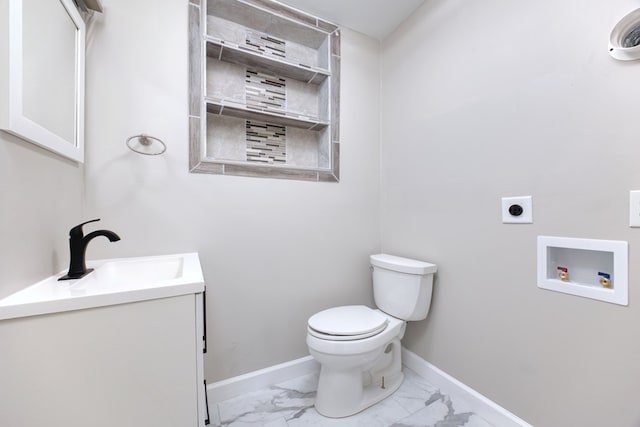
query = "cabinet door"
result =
(0, 295, 199, 427)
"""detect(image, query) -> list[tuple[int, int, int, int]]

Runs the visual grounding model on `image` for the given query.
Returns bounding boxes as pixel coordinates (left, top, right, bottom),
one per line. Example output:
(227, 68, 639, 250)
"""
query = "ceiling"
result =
(276, 0, 426, 40)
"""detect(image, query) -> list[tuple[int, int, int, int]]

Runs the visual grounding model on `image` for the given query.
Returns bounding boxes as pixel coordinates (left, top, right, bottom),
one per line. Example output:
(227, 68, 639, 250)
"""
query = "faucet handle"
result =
(69, 218, 101, 238)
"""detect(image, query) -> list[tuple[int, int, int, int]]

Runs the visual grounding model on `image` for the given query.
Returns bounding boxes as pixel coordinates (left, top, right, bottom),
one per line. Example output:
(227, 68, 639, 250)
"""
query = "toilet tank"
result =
(370, 254, 437, 321)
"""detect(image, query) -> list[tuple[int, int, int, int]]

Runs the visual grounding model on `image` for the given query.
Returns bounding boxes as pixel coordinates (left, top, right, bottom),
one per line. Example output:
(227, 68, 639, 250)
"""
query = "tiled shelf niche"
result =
(188, 0, 340, 181)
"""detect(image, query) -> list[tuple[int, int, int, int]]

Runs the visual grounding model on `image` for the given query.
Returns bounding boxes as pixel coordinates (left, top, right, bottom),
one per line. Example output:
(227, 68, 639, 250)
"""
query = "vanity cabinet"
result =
(0, 293, 208, 427)
(189, 0, 341, 181)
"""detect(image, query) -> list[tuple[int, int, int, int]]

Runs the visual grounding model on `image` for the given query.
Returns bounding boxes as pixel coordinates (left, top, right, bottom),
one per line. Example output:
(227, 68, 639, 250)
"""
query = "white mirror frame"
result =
(0, 0, 85, 162)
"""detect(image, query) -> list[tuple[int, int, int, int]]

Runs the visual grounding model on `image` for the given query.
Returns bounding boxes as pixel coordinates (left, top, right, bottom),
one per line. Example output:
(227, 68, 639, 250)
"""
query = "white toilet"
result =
(306, 253, 437, 418)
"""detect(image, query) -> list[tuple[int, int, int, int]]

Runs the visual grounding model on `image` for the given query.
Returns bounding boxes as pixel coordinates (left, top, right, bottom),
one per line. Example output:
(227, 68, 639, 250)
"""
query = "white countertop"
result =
(0, 253, 205, 321)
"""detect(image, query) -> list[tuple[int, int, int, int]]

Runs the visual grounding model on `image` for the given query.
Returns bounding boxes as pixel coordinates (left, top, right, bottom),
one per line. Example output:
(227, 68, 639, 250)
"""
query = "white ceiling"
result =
(276, 0, 426, 40)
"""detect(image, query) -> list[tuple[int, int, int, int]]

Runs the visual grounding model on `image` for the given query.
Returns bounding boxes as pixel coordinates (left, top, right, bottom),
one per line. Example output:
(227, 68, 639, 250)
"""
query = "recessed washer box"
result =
(537, 236, 628, 306)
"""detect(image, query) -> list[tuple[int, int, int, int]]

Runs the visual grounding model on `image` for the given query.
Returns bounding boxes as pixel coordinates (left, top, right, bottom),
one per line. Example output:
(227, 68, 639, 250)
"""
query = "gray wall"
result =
(0, 133, 83, 299)
(83, 0, 381, 381)
(380, 0, 640, 426)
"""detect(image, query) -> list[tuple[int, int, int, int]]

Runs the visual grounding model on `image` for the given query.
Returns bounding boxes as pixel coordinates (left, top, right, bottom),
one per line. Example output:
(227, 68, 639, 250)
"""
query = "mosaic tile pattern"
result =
(245, 30, 287, 59)
(245, 69, 286, 111)
(246, 120, 286, 164)
(210, 367, 494, 427)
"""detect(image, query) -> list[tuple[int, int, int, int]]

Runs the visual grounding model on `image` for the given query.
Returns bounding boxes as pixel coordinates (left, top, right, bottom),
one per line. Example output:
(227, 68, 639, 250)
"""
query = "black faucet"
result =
(58, 219, 121, 281)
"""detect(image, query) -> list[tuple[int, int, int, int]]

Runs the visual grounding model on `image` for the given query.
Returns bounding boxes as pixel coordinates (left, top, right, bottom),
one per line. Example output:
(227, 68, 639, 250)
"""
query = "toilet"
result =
(306, 253, 437, 418)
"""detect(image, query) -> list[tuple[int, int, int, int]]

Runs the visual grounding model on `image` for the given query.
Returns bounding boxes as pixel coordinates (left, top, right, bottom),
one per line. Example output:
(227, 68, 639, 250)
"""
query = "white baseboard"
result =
(206, 349, 532, 427)
(207, 355, 320, 404)
(401, 348, 533, 427)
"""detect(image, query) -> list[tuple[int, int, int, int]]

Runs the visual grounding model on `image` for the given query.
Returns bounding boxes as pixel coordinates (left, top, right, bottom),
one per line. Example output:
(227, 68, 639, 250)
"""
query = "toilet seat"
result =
(308, 305, 388, 341)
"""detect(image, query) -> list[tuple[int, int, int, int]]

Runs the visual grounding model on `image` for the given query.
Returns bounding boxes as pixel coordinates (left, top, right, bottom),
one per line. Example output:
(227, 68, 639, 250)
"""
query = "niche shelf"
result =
(205, 37, 330, 83)
(188, 0, 340, 181)
(205, 96, 329, 130)
(537, 236, 628, 306)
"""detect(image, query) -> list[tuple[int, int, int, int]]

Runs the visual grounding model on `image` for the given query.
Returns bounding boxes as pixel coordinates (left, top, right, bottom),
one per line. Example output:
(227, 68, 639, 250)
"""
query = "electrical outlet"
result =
(502, 196, 533, 224)
(629, 191, 640, 227)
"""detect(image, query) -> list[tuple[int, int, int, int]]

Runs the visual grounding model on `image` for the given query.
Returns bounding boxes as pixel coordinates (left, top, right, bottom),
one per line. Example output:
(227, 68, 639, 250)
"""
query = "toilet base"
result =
(315, 370, 404, 418)
(313, 338, 404, 418)
(359, 371, 404, 415)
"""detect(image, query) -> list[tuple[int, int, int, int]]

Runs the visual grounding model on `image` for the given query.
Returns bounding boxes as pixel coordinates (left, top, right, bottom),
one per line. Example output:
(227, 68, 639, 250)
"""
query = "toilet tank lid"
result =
(370, 254, 437, 275)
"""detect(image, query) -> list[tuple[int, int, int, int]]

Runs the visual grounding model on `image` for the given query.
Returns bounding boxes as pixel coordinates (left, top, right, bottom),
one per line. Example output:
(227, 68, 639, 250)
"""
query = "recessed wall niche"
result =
(188, 0, 341, 182)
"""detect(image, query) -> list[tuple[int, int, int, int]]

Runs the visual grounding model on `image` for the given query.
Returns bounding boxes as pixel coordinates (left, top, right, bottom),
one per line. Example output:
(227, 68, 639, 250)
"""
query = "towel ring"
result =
(126, 134, 167, 156)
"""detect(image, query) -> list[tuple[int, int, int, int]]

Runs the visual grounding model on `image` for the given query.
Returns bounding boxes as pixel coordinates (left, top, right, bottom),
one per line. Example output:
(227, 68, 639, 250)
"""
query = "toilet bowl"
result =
(307, 306, 406, 417)
(306, 254, 437, 418)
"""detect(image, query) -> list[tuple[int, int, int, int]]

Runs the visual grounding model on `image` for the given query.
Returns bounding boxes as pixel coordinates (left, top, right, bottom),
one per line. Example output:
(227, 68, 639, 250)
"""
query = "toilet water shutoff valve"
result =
(557, 266, 569, 281)
(598, 272, 611, 288)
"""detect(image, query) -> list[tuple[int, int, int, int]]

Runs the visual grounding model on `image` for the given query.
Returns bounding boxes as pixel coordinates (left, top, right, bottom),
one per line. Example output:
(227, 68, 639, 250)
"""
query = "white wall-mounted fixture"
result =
(629, 190, 640, 227)
(0, 0, 85, 162)
(501, 196, 533, 224)
(609, 8, 640, 60)
(537, 236, 628, 306)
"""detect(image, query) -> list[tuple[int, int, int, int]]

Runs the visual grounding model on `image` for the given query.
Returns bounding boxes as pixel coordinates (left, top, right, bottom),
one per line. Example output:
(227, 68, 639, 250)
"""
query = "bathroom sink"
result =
(90, 256, 185, 287)
(0, 253, 204, 320)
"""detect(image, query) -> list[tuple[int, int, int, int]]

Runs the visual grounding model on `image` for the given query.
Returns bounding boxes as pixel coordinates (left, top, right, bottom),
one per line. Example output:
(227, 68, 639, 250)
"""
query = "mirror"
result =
(0, 0, 85, 162)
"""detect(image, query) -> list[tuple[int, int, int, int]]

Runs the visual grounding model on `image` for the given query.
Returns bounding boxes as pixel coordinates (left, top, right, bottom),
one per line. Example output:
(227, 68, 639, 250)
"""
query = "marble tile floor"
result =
(209, 367, 494, 427)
